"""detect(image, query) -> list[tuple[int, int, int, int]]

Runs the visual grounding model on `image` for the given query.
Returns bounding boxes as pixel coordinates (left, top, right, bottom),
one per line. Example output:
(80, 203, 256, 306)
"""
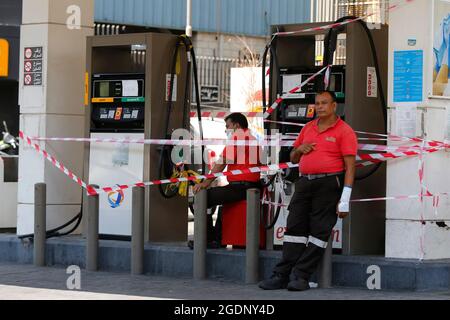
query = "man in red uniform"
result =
(259, 90, 357, 291)
(193, 113, 262, 247)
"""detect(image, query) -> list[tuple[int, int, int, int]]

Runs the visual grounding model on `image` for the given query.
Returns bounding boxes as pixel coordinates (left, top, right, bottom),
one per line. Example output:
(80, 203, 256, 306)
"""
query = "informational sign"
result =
(393, 50, 423, 102)
(200, 85, 219, 103)
(395, 106, 417, 138)
(432, 0, 450, 97)
(165, 74, 177, 102)
(367, 66, 378, 98)
(23, 46, 43, 86)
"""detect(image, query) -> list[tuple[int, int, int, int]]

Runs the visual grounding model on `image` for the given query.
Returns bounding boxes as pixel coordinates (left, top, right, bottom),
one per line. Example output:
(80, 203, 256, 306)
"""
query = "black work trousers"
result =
(273, 174, 344, 281)
(206, 183, 261, 242)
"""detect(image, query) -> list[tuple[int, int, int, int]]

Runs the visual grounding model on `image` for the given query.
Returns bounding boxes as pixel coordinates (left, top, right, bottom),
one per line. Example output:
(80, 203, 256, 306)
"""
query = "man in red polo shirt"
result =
(259, 90, 357, 291)
(193, 113, 262, 247)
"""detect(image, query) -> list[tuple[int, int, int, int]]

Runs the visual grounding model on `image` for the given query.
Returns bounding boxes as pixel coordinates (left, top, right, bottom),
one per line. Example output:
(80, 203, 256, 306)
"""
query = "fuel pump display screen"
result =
(93, 79, 144, 98)
(91, 73, 145, 132)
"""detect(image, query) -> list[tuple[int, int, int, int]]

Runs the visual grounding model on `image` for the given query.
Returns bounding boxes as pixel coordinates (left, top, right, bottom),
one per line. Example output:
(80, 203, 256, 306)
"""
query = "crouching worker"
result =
(258, 91, 357, 291)
(192, 113, 263, 248)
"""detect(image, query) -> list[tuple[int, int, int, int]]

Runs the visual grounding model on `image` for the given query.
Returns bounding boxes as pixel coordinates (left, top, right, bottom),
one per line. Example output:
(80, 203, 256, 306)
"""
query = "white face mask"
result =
(225, 129, 234, 140)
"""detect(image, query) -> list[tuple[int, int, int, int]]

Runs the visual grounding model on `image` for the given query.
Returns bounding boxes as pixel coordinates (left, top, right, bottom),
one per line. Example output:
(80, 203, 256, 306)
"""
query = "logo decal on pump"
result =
(114, 107, 123, 120)
(306, 105, 315, 118)
(107, 187, 125, 208)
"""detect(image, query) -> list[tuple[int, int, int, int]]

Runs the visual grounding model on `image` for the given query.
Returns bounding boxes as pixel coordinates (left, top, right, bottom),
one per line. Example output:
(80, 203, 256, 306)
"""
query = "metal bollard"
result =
(318, 234, 333, 288)
(193, 189, 207, 280)
(246, 188, 260, 284)
(131, 186, 145, 275)
(86, 185, 99, 271)
(34, 183, 46, 267)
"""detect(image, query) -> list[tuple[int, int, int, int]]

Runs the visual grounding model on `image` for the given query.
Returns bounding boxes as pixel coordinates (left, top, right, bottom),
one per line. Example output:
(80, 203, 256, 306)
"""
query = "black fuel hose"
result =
(324, 16, 387, 180)
(158, 36, 205, 198)
(18, 210, 82, 240)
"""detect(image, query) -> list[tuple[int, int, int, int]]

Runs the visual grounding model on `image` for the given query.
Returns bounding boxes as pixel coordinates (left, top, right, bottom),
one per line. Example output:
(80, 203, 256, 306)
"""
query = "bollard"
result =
(131, 186, 145, 275)
(34, 183, 46, 267)
(246, 188, 260, 284)
(86, 185, 99, 271)
(193, 189, 207, 280)
(318, 234, 333, 288)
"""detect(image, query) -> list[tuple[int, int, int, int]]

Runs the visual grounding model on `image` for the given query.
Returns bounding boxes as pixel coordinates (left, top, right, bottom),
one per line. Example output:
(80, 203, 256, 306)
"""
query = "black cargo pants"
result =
(273, 174, 344, 281)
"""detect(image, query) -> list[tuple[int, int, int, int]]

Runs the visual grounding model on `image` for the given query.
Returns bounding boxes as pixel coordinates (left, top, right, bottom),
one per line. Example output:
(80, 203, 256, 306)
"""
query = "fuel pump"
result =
(86, 33, 194, 242)
(263, 19, 388, 254)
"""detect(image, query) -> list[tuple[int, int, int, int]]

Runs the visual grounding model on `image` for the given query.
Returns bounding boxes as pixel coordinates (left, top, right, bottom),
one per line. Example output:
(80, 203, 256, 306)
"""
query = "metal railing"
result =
(194, 56, 239, 108)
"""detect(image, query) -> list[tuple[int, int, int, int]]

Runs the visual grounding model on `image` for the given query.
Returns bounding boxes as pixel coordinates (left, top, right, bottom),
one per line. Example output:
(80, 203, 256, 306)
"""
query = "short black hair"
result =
(224, 112, 249, 129)
(316, 90, 337, 103)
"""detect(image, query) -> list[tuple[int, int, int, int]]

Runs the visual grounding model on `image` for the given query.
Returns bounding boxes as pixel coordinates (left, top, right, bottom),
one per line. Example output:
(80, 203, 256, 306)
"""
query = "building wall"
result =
(193, 32, 267, 60)
(94, 0, 311, 37)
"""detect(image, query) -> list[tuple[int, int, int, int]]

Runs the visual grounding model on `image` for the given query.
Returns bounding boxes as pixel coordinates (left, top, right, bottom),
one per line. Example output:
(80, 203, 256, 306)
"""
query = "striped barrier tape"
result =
(19, 131, 98, 196)
(261, 191, 448, 208)
(273, 0, 414, 36)
(190, 111, 263, 118)
(263, 65, 331, 119)
(19, 129, 440, 196)
(23, 131, 445, 155)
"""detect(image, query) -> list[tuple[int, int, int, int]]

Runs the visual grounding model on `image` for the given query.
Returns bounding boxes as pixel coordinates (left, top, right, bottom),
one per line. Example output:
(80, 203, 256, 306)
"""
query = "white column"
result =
(386, 0, 450, 260)
(17, 0, 94, 235)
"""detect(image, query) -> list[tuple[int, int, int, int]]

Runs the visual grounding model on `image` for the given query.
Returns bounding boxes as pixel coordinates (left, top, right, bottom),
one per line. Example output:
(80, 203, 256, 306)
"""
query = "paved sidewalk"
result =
(0, 262, 449, 300)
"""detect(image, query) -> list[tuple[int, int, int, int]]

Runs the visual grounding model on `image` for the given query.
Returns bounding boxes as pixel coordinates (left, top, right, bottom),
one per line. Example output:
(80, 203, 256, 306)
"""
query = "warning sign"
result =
(24, 73, 42, 86)
(23, 46, 43, 86)
(165, 74, 177, 102)
(367, 67, 378, 98)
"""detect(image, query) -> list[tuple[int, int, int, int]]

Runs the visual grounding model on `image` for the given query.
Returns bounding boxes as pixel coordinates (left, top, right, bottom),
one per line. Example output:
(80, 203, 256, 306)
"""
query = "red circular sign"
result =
(24, 61, 32, 72)
(25, 48, 32, 59)
(24, 74, 32, 85)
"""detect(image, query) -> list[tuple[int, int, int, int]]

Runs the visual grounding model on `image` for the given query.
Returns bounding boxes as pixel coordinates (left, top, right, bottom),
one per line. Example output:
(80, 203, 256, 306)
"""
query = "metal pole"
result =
(186, 0, 192, 37)
(34, 183, 46, 267)
(193, 189, 207, 280)
(131, 187, 145, 275)
(318, 234, 333, 288)
(246, 188, 260, 284)
(86, 185, 99, 271)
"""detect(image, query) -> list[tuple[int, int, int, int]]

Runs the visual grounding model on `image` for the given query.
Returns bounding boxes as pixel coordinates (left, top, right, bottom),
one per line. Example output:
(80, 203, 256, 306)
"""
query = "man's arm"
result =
(343, 155, 356, 187)
(290, 143, 317, 163)
(192, 159, 226, 193)
(337, 155, 356, 218)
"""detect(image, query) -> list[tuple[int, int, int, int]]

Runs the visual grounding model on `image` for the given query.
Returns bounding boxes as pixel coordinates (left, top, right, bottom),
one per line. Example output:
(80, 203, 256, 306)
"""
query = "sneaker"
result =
(258, 273, 289, 290)
(287, 277, 310, 291)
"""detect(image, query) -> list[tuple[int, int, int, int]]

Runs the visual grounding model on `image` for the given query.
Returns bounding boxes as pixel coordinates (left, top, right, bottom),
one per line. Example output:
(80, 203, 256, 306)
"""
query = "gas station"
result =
(0, 0, 450, 292)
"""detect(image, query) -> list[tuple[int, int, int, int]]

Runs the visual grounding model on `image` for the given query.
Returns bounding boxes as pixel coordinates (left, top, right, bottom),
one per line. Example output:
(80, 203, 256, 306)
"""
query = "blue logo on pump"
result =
(107, 187, 125, 208)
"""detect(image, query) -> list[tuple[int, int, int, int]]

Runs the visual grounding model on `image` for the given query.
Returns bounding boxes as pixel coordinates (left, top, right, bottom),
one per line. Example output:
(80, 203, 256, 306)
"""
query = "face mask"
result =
(225, 129, 234, 140)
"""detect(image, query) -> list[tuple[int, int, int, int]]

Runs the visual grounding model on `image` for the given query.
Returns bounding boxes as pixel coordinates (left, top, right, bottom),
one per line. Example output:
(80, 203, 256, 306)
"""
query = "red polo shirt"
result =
(293, 117, 357, 174)
(221, 129, 261, 183)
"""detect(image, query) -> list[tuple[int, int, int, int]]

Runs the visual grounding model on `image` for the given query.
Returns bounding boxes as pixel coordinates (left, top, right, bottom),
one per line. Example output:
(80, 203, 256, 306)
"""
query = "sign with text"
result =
(24, 46, 43, 86)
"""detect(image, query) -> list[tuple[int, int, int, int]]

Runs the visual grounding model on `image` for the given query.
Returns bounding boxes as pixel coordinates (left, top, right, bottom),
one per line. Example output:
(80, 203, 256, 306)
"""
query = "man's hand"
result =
(337, 202, 349, 219)
(336, 186, 352, 219)
(297, 143, 316, 155)
(193, 180, 211, 194)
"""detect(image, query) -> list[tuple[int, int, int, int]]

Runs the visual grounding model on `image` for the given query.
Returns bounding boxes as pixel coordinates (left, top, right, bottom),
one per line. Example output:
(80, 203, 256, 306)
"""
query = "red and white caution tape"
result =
(190, 111, 263, 119)
(263, 65, 330, 119)
(262, 191, 449, 208)
(19, 131, 98, 196)
(92, 162, 300, 196)
(273, 0, 414, 36)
